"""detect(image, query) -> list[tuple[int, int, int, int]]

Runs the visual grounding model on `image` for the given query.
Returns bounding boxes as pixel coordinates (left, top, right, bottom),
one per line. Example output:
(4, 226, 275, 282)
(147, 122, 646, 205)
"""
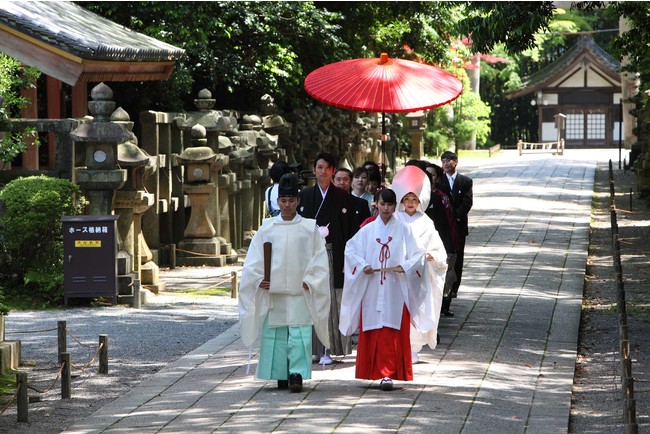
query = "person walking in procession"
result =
(334, 168, 371, 228)
(391, 166, 448, 364)
(439, 151, 473, 317)
(298, 152, 358, 364)
(239, 173, 331, 392)
(425, 162, 461, 316)
(339, 188, 427, 391)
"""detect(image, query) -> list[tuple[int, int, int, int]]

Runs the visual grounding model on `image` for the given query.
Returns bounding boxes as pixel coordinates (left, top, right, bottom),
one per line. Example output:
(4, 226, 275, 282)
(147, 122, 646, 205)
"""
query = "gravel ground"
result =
(569, 164, 650, 432)
(0, 268, 240, 433)
(1, 162, 648, 433)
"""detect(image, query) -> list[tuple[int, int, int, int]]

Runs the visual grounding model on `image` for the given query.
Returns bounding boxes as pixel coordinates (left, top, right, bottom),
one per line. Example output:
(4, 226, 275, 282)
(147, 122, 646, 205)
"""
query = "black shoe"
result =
(437, 333, 440, 345)
(441, 297, 454, 317)
(277, 380, 289, 390)
(442, 308, 454, 317)
(289, 373, 302, 392)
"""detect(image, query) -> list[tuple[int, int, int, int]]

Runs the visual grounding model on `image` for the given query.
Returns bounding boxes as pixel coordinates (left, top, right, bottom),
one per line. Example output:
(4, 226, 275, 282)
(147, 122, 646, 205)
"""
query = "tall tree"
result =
(81, 1, 345, 113)
(609, 2, 650, 93)
(457, 2, 556, 55)
(0, 54, 40, 169)
(472, 4, 618, 147)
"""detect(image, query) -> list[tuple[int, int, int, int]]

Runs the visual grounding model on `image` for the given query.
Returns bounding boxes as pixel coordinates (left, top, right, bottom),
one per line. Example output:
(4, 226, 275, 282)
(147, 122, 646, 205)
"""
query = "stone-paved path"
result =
(63, 149, 622, 433)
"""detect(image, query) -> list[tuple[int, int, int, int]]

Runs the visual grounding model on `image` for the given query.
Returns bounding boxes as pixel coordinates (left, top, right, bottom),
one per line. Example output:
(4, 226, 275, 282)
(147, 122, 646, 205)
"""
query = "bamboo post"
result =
(620, 327, 630, 356)
(57, 321, 66, 364)
(231, 271, 238, 299)
(99, 334, 108, 374)
(630, 187, 633, 211)
(16, 372, 28, 422)
(61, 352, 71, 399)
(132, 279, 141, 309)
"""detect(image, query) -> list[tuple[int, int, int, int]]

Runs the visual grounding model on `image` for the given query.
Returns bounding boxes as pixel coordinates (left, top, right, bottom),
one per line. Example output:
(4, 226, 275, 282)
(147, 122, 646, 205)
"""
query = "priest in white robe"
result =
(239, 173, 330, 392)
(339, 188, 427, 391)
(392, 165, 448, 364)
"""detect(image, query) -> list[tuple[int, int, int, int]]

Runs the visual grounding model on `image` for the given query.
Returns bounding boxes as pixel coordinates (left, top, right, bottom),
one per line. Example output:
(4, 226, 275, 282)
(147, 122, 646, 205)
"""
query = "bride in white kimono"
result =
(339, 188, 427, 391)
(391, 165, 448, 364)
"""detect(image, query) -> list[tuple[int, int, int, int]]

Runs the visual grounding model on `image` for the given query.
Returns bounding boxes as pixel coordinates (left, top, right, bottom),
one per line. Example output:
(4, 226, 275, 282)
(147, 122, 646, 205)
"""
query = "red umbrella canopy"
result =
(304, 53, 463, 113)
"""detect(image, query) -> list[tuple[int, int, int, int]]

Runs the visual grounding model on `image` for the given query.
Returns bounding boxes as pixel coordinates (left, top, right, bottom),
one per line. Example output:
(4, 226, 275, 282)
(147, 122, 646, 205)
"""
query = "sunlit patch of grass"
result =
(456, 149, 494, 159)
(175, 287, 231, 297)
(1, 294, 61, 311)
(424, 149, 494, 161)
(0, 369, 16, 407)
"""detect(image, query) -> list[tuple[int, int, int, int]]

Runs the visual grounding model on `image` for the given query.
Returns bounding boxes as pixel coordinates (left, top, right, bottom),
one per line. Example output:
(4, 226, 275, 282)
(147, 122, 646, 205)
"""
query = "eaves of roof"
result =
(0, 1, 184, 63)
(507, 35, 621, 99)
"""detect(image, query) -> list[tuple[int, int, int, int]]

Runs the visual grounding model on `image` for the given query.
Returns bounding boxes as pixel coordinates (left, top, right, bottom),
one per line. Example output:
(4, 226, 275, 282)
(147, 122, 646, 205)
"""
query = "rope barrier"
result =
(206, 276, 236, 289)
(70, 342, 104, 371)
(171, 246, 247, 258)
(66, 329, 99, 349)
(0, 322, 109, 418)
(5, 327, 57, 335)
(26, 362, 64, 394)
(166, 272, 239, 282)
(609, 160, 639, 432)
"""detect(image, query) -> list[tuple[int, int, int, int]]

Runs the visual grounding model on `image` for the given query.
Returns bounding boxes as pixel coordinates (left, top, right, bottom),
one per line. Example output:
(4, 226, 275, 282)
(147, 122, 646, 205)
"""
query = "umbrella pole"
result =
(381, 112, 386, 182)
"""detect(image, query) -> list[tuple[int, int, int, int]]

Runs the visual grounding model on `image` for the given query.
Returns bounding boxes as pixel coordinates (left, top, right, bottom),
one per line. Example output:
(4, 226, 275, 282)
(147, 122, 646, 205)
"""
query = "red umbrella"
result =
(304, 53, 463, 177)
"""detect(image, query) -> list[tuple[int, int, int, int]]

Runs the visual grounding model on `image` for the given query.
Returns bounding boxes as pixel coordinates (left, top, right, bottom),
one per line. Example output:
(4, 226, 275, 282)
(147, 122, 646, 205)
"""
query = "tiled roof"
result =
(508, 35, 620, 98)
(0, 1, 184, 62)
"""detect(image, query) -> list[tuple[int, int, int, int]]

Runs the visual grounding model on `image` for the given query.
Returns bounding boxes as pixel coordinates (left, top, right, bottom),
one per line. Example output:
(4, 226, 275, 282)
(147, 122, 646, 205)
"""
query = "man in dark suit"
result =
(298, 152, 358, 363)
(439, 151, 473, 317)
(333, 168, 371, 226)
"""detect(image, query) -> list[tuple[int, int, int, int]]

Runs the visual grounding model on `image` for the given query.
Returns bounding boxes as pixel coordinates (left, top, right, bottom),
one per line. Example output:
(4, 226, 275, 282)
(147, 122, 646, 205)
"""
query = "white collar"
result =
(318, 183, 329, 198)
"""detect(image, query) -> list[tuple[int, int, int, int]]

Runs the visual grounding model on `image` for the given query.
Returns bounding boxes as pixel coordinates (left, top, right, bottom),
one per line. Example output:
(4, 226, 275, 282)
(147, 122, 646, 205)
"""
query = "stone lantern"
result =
(406, 111, 426, 160)
(112, 107, 161, 299)
(70, 83, 129, 215)
(176, 124, 223, 266)
(174, 89, 234, 262)
(174, 88, 238, 153)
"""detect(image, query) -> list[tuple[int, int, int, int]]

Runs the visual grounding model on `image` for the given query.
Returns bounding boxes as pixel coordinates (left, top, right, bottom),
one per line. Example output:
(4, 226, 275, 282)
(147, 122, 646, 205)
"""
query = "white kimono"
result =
(339, 215, 427, 336)
(239, 214, 331, 349)
(396, 211, 448, 350)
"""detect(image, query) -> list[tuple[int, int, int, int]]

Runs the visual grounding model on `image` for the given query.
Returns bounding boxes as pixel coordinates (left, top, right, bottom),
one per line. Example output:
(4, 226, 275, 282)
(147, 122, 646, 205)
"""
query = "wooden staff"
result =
(263, 242, 272, 281)
(372, 266, 402, 273)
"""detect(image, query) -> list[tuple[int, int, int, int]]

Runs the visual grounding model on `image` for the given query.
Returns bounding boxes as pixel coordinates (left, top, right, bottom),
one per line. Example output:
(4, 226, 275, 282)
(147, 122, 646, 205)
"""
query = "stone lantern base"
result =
(176, 237, 225, 267)
(142, 261, 165, 293)
(0, 315, 21, 373)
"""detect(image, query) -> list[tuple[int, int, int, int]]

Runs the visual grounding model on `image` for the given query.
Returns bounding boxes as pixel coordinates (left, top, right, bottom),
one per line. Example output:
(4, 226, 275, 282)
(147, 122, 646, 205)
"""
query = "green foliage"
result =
(0, 370, 16, 404)
(0, 176, 86, 304)
(0, 54, 41, 169)
(323, 2, 462, 65)
(457, 2, 556, 54)
(424, 106, 454, 154)
(453, 85, 492, 146)
(476, 5, 618, 147)
(610, 2, 650, 93)
(423, 67, 491, 151)
(79, 1, 475, 114)
(81, 1, 344, 112)
(72, 2, 608, 153)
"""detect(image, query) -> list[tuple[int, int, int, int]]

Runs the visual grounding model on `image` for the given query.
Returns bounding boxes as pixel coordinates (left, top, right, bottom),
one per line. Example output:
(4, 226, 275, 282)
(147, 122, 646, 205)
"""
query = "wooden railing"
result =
(516, 139, 564, 156)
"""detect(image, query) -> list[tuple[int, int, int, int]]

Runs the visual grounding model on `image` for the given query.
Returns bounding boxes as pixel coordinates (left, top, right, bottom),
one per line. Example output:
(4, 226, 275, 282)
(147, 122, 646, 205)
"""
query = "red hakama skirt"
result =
(355, 305, 413, 381)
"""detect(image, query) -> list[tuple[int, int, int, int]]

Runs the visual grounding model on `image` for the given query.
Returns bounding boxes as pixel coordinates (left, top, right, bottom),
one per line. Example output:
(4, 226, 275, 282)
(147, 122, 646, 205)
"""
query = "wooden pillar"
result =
(20, 83, 38, 170)
(71, 81, 88, 118)
(47, 76, 63, 170)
